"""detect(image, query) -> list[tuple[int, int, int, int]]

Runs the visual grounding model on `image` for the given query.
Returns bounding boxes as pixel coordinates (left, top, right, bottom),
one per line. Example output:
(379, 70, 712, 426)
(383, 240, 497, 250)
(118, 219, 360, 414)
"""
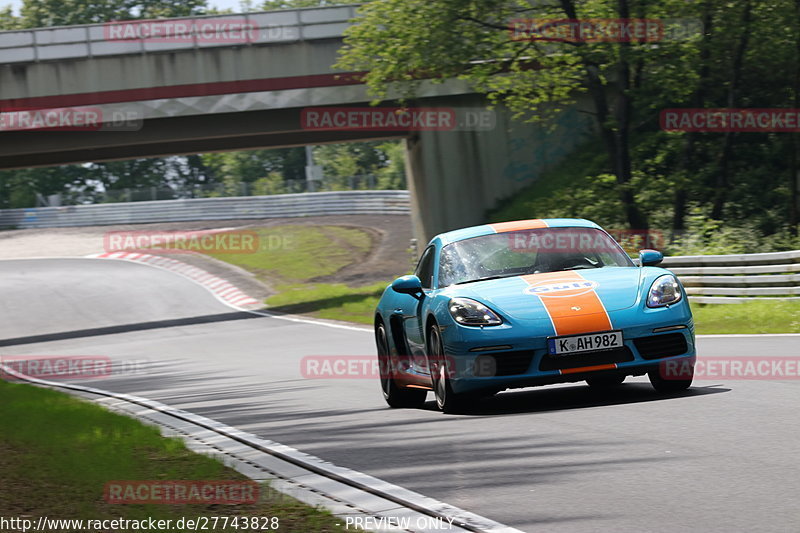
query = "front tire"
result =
(429, 324, 474, 414)
(376, 321, 426, 408)
(648, 365, 693, 392)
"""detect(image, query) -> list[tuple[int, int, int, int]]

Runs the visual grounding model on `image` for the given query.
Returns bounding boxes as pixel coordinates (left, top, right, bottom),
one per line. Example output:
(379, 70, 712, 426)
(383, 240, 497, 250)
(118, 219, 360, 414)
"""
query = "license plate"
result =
(547, 331, 623, 356)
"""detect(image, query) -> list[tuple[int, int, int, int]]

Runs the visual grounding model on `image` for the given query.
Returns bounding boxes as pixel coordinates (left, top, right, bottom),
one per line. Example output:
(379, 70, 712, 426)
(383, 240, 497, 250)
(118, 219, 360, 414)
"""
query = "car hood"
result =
(443, 267, 642, 321)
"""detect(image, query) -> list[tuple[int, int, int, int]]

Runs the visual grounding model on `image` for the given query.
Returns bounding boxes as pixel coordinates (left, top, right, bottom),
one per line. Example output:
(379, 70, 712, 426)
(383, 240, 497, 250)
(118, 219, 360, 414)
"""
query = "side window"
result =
(415, 246, 436, 289)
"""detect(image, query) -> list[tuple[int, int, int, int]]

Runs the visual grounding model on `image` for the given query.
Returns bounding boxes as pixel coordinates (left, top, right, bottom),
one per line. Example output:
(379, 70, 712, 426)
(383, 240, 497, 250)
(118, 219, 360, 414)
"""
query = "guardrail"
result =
(0, 190, 410, 229)
(662, 250, 800, 304)
(0, 4, 359, 64)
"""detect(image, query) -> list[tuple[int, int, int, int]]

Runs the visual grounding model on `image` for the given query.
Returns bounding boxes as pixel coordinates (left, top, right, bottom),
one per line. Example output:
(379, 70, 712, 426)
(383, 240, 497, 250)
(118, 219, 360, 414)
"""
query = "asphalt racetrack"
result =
(2, 258, 799, 532)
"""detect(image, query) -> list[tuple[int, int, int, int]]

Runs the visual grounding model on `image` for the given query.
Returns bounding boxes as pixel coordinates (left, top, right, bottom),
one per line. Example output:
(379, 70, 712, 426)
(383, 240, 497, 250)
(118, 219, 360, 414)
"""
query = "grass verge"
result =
(264, 282, 387, 325)
(0, 379, 347, 531)
(207, 224, 393, 324)
(207, 225, 372, 282)
(691, 300, 800, 335)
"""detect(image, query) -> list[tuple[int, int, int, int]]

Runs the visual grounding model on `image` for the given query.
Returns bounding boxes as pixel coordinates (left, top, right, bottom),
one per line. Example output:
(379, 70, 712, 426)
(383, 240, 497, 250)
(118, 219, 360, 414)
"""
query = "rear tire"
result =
(649, 366, 693, 392)
(586, 375, 626, 389)
(429, 324, 474, 414)
(376, 321, 426, 408)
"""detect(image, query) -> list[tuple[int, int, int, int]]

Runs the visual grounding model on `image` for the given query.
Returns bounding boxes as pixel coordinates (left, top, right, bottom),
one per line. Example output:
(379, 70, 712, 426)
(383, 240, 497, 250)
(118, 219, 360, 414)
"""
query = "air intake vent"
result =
(473, 350, 535, 376)
(633, 333, 688, 360)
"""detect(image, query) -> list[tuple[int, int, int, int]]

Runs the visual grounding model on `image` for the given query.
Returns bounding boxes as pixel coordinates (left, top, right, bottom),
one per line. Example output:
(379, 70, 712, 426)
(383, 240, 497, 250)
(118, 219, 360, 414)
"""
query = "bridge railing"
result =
(0, 190, 410, 229)
(661, 251, 800, 304)
(0, 4, 359, 64)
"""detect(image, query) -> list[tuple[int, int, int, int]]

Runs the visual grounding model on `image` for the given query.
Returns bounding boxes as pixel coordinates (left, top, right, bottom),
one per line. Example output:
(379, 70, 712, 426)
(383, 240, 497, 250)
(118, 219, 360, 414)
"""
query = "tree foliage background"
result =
(337, 0, 800, 248)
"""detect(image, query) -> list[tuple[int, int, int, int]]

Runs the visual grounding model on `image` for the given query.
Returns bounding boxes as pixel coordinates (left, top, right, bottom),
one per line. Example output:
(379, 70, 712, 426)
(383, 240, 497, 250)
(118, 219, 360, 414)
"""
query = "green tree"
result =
(312, 141, 404, 190)
(374, 141, 406, 190)
(336, 0, 722, 229)
(0, 166, 89, 208)
(653, 0, 800, 234)
(0, 6, 20, 28)
(19, 0, 207, 27)
(199, 148, 306, 193)
(338, 0, 800, 237)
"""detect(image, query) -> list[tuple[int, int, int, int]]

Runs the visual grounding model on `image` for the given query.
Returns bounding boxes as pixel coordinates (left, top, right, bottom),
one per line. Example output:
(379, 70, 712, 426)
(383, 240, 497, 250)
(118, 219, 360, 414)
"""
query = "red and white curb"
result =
(87, 251, 263, 310)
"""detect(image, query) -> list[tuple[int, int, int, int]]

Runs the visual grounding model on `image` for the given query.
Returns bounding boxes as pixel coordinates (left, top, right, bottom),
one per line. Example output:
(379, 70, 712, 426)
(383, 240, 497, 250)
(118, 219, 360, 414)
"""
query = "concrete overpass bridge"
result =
(0, 4, 594, 241)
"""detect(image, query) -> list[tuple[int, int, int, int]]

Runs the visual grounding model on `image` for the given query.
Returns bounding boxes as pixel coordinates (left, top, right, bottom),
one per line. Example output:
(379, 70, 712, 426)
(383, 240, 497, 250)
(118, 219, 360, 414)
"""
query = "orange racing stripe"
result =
(520, 271, 612, 336)
(560, 364, 617, 375)
(489, 219, 548, 233)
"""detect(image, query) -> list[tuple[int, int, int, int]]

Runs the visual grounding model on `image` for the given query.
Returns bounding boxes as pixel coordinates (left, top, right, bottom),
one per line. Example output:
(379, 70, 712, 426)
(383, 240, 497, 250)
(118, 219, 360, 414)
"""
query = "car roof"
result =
(435, 218, 602, 246)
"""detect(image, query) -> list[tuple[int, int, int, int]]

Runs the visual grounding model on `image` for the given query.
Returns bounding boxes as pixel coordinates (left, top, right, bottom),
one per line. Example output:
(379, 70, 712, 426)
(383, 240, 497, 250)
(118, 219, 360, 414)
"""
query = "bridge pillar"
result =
(404, 95, 595, 247)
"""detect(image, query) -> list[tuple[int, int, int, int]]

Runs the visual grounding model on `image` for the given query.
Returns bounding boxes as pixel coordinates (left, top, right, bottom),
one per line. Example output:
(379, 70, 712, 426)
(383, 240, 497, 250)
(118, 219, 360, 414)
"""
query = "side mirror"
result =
(639, 249, 664, 267)
(391, 275, 423, 295)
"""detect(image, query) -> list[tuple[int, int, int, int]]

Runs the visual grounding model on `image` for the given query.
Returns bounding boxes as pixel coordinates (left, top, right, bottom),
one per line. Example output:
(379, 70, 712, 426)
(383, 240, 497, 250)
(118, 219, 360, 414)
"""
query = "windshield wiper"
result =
(563, 264, 601, 271)
(562, 259, 603, 271)
(455, 274, 516, 285)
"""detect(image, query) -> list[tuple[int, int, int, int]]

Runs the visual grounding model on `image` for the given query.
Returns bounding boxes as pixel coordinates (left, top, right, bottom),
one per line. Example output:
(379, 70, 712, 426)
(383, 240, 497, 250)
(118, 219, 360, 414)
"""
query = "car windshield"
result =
(438, 227, 634, 287)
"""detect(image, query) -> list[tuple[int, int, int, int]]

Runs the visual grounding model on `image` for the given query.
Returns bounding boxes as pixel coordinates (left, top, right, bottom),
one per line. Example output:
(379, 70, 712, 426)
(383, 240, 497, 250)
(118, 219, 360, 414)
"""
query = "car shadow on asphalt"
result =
(422, 382, 730, 416)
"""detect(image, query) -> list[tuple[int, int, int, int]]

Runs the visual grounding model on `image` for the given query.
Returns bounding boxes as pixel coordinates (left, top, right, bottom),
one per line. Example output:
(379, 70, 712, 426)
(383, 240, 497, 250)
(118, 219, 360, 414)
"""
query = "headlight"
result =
(449, 298, 503, 326)
(647, 275, 682, 308)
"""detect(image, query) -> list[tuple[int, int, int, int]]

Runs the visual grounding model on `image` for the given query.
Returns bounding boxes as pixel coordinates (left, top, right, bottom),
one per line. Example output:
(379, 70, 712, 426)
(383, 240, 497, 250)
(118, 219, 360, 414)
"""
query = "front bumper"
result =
(438, 305, 696, 394)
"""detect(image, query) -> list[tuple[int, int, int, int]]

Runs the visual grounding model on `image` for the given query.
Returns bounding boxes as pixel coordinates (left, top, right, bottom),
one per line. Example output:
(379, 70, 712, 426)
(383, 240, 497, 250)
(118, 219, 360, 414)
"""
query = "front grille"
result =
(539, 346, 634, 371)
(473, 350, 535, 376)
(633, 333, 688, 360)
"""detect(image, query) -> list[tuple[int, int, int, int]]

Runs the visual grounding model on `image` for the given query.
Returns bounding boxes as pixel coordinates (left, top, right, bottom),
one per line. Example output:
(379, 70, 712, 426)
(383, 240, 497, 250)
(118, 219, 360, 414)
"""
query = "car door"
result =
(398, 245, 435, 357)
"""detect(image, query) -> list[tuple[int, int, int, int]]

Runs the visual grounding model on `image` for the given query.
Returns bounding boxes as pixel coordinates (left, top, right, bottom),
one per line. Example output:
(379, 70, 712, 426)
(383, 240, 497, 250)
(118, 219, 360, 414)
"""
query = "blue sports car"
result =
(374, 218, 696, 413)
